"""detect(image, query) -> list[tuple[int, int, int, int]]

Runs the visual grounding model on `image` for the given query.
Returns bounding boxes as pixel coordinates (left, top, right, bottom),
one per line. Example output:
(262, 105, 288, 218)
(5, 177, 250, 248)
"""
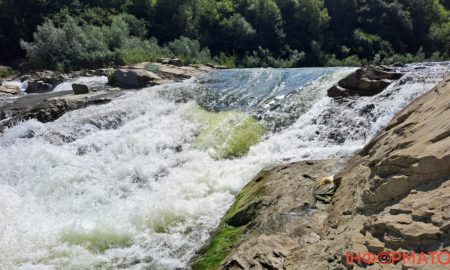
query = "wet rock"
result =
(0, 89, 126, 132)
(72, 84, 90, 95)
(192, 159, 348, 270)
(327, 67, 403, 98)
(327, 85, 351, 98)
(27, 80, 55, 93)
(108, 69, 162, 89)
(25, 70, 68, 93)
(359, 104, 375, 116)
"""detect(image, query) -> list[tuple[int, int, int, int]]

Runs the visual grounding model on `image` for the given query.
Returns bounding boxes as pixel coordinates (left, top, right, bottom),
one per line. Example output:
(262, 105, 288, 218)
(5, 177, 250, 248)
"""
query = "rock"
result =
(72, 84, 90, 95)
(26, 80, 54, 93)
(157, 58, 171, 64)
(192, 159, 349, 270)
(327, 67, 403, 98)
(0, 84, 21, 96)
(319, 76, 450, 268)
(108, 69, 162, 89)
(194, 76, 450, 270)
(157, 58, 183, 66)
(0, 89, 126, 132)
(327, 85, 351, 98)
(364, 68, 403, 80)
(337, 71, 391, 95)
(315, 176, 337, 203)
(168, 58, 183, 66)
(392, 62, 406, 67)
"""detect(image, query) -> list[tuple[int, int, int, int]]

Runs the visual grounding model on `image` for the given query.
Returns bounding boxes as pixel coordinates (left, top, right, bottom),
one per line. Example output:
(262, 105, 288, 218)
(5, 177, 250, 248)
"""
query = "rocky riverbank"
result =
(0, 62, 215, 132)
(193, 75, 450, 269)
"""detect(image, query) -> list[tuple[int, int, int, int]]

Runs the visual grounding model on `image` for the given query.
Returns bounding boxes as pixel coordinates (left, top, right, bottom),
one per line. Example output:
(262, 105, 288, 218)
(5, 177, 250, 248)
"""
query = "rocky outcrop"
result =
(1, 63, 216, 133)
(328, 67, 403, 98)
(0, 89, 125, 132)
(319, 76, 450, 269)
(108, 63, 216, 88)
(195, 76, 450, 269)
(191, 159, 348, 270)
(108, 69, 162, 89)
(24, 70, 69, 93)
(0, 83, 21, 96)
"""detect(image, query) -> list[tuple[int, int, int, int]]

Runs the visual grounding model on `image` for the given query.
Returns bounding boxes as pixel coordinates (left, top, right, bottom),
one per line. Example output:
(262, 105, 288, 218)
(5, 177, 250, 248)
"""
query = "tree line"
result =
(1, 0, 449, 70)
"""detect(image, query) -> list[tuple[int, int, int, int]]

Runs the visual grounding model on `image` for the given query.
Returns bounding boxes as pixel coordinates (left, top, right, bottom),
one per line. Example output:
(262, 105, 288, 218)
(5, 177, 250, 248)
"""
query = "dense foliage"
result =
(1, 0, 449, 69)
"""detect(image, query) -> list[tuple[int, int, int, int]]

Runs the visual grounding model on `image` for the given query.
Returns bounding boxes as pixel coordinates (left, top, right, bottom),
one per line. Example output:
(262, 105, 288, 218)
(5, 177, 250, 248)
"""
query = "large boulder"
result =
(72, 84, 90, 95)
(25, 71, 69, 93)
(328, 67, 403, 98)
(0, 84, 21, 96)
(108, 69, 162, 89)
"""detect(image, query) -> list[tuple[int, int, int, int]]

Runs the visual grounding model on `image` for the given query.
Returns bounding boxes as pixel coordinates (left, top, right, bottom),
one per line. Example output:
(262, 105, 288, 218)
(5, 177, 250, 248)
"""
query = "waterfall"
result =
(0, 63, 448, 269)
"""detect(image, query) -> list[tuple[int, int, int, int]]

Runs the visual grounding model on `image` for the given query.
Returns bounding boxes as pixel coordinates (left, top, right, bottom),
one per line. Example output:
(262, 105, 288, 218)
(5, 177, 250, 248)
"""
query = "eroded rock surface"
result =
(195, 76, 450, 269)
(320, 76, 450, 269)
(192, 159, 348, 270)
(328, 67, 403, 98)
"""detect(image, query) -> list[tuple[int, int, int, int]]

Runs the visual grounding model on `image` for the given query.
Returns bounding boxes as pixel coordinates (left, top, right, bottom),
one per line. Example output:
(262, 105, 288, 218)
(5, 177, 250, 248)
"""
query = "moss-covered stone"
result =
(191, 169, 271, 270)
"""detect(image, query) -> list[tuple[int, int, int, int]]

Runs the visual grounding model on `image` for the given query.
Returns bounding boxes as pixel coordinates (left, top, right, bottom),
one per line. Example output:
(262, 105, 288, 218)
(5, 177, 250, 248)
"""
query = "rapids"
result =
(0, 63, 449, 269)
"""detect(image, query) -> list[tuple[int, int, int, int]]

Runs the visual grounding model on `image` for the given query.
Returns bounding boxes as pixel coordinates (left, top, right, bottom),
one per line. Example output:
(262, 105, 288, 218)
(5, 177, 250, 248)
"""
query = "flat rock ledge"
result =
(193, 76, 450, 270)
(0, 63, 216, 132)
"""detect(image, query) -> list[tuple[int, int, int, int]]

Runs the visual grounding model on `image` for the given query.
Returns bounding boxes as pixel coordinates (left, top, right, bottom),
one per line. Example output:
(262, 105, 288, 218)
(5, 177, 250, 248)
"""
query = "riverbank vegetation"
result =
(1, 0, 449, 70)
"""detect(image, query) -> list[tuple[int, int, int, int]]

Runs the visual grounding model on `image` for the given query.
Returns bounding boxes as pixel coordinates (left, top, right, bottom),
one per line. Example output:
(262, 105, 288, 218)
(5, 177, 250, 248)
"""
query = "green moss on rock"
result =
(179, 103, 265, 159)
(192, 169, 271, 269)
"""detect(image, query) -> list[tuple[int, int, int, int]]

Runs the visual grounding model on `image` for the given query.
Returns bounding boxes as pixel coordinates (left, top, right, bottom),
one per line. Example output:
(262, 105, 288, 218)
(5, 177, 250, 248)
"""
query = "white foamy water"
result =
(3, 80, 28, 92)
(52, 76, 108, 92)
(0, 63, 448, 269)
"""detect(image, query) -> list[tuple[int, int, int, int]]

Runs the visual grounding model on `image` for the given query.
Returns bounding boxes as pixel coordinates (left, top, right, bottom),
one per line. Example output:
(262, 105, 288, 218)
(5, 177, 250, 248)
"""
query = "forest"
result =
(0, 0, 449, 70)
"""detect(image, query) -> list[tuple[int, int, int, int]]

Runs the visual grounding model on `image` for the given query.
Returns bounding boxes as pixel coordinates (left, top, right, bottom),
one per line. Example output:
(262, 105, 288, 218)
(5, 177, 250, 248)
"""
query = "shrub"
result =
(116, 38, 170, 65)
(21, 20, 69, 70)
(242, 47, 304, 68)
(167, 36, 212, 64)
(0, 66, 15, 78)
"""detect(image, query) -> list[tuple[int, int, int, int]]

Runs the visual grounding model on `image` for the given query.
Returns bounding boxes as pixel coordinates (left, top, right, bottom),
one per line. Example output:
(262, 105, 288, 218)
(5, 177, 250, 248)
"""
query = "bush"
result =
(325, 54, 365, 67)
(116, 38, 170, 65)
(21, 15, 162, 70)
(167, 36, 213, 64)
(0, 66, 14, 78)
(21, 20, 69, 70)
(242, 47, 304, 68)
(213, 52, 237, 68)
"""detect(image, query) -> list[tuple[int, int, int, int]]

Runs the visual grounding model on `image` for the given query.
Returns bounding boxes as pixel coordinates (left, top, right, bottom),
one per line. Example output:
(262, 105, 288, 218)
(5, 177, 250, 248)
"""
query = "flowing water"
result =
(52, 76, 108, 92)
(0, 63, 449, 269)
